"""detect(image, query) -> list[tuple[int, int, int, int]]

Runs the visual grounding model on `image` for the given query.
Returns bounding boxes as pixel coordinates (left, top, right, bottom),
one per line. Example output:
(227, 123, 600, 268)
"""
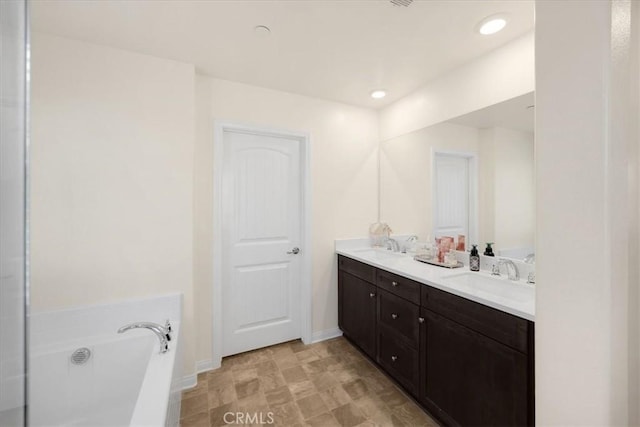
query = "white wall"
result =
(379, 32, 534, 141)
(479, 127, 534, 253)
(379, 122, 478, 240)
(30, 34, 197, 376)
(536, 1, 638, 424)
(0, 0, 27, 421)
(193, 76, 379, 365)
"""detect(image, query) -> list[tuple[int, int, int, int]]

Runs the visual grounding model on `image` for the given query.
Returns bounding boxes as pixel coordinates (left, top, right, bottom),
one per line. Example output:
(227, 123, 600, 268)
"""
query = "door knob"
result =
(391, 313, 398, 320)
(391, 356, 398, 362)
(369, 293, 376, 298)
(287, 247, 300, 255)
(391, 281, 398, 287)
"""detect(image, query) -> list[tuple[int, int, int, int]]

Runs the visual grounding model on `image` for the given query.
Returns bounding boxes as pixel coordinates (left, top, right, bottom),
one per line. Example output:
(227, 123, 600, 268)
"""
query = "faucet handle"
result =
(164, 319, 172, 341)
(491, 264, 501, 276)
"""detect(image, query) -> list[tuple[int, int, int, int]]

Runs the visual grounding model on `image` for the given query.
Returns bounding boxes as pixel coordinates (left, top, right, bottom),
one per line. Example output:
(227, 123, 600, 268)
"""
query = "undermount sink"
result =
(440, 272, 533, 303)
(351, 248, 405, 261)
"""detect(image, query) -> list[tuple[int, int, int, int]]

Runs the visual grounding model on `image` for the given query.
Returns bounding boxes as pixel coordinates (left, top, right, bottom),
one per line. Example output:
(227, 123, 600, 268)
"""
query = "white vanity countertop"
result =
(336, 239, 535, 322)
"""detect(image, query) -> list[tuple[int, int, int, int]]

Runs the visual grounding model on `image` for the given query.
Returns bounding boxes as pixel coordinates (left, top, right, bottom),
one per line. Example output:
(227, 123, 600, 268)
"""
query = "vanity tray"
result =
(413, 255, 463, 269)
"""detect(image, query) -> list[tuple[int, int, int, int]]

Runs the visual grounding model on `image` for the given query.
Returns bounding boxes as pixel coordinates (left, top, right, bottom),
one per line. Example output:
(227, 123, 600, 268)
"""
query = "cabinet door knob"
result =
(391, 281, 398, 287)
(391, 313, 398, 320)
(391, 355, 398, 362)
(369, 292, 376, 298)
(418, 317, 425, 323)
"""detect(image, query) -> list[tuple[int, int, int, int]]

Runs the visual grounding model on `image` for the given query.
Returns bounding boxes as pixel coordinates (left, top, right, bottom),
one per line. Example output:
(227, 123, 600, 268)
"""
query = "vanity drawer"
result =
(422, 285, 530, 353)
(378, 332, 419, 397)
(376, 269, 421, 304)
(338, 255, 376, 283)
(378, 289, 420, 347)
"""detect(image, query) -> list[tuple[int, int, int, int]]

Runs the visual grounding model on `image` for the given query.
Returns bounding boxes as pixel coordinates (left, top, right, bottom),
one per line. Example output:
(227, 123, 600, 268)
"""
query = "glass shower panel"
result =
(0, 0, 28, 425)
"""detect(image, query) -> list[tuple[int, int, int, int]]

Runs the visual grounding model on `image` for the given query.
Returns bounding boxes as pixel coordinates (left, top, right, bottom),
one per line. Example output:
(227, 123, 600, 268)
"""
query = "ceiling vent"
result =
(390, 0, 413, 7)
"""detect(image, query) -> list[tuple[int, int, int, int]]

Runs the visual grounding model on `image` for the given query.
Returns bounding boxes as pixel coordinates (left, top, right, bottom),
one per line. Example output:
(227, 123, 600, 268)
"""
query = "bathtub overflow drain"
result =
(70, 347, 91, 365)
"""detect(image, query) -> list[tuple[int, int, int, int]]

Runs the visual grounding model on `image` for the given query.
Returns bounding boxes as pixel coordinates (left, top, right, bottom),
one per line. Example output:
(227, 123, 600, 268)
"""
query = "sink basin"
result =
(440, 272, 533, 303)
(351, 248, 405, 261)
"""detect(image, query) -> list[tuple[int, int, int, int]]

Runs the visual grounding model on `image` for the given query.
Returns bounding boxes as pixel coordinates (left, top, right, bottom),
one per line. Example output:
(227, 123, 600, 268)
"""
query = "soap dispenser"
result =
(470, 245, 480, 272)
(484, 243, 495, 257)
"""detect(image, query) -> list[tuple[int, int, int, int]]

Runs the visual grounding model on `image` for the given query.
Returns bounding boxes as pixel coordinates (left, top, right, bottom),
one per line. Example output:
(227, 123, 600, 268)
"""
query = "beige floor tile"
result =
(275, 354, 301, 370)
(255, 359, 278, 376)
(182, 380, 208, 400)
(179, 410, 209, 427)
(319, 384, 352, 411)
(332, 402, 367, 427)
(270, 401, 304, 426)
(180, 337, 439, 427)
(235, 378, 261, 399)
(209, 402, 238, 427)
(232, 367, 258, 383)
(305, 412, 341, 427)
(264, 385, 294, 408)
(259, 371, 287, 392)
(181, 394, 208, 420)
(208, 381, 237, 409)
(288, 379, 317, 400)
(377, 386, 410, 409)
(342, 378, 370, 400)
(296, 393, 329, 420)
(295, 349, 320, 364)
(309, 371, 339, 392)
(281, 365, 308, 384)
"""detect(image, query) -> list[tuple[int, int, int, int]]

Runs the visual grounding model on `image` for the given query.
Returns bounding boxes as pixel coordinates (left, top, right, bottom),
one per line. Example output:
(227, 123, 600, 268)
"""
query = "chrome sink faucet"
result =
(118, 321, 171, 354)
(386, 237, 400, 252)
(492, 258, 520, 281)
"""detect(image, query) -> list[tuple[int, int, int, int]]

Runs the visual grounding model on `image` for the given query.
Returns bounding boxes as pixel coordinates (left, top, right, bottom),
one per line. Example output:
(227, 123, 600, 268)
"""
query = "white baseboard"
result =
(196, 359, 214, 374)
(180, 359, 216, 391)
(180, 373, 197, 391)
(311, 327, 343, 343)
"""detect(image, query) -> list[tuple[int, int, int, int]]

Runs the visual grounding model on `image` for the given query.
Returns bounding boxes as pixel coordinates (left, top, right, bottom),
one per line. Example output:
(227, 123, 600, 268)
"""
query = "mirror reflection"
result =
(380, 92, 535, 261)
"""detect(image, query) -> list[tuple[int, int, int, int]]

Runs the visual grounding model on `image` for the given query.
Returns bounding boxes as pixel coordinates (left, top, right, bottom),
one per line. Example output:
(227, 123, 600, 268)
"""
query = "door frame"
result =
(431, 149, 478, 245)
(212, 120, 312, 368)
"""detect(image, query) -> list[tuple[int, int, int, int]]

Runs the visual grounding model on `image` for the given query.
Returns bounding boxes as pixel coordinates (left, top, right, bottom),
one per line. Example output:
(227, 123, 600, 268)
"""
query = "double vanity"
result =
(336, 240, 535, 426)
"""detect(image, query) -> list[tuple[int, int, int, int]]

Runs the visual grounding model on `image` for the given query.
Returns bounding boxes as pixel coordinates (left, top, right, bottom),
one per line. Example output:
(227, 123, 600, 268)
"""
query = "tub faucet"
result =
(118, 322, 170, 354)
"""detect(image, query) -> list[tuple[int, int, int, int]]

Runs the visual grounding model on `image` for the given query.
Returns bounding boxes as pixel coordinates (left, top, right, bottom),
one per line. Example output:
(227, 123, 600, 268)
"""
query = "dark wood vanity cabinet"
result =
(377, 288, 420, 396)
(421, 286, 534, 427)
(337, 254, 534, 427)
(337, 258, 377, 360)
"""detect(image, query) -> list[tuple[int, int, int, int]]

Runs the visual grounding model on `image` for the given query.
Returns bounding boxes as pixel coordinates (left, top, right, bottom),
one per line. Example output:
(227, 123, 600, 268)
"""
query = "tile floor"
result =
(179, 337, 438, 427)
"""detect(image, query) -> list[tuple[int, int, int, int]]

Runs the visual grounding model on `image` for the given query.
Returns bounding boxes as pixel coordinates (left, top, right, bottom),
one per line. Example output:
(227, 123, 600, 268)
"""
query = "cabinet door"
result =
(421, 309, 529, 427)
(338, 270, 377, 359)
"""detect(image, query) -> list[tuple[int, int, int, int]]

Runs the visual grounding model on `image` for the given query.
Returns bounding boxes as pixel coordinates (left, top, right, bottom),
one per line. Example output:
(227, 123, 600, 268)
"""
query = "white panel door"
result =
(433, 154, 469, 239)
(222, 129, 302, 357)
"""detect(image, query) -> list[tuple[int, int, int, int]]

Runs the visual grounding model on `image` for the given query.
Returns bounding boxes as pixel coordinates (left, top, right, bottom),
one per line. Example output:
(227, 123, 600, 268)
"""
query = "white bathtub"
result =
(29, 294, 183, 427)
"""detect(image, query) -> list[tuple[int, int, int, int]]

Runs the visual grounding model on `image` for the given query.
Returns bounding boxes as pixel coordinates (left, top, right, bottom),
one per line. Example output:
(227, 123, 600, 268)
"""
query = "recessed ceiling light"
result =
(371, 90, 386, 99)
(478, 15, 507, 35)
(254, 25, 271, 37)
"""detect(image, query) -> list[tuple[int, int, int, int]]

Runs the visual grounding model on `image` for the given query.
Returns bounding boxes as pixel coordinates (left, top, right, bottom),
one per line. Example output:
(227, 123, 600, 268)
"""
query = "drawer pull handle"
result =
(391, 313, 398, 320)
(391, 281, 398, 287)
(369, 292, 376, 298)
(391, 355, 398, 362)
(418, 317, 425, 323)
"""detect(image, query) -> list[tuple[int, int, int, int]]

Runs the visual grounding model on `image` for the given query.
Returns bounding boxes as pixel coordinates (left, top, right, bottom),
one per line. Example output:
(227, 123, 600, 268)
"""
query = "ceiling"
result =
(31, 0, 534, 109)
(449, 92, 535, 133)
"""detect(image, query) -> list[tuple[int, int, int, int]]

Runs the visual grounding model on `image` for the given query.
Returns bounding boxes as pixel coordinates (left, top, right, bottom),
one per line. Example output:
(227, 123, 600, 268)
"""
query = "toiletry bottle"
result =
(470, 245, 480, 271)
(484, 243, 495, 257)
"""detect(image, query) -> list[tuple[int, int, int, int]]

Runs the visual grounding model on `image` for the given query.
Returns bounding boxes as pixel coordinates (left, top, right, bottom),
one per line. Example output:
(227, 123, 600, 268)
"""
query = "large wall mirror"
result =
(380, 92, 535, 261)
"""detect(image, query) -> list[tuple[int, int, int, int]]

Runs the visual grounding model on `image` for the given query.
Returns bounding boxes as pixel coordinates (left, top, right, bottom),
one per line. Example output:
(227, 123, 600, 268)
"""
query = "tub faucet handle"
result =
(164, 319, 172, 341)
